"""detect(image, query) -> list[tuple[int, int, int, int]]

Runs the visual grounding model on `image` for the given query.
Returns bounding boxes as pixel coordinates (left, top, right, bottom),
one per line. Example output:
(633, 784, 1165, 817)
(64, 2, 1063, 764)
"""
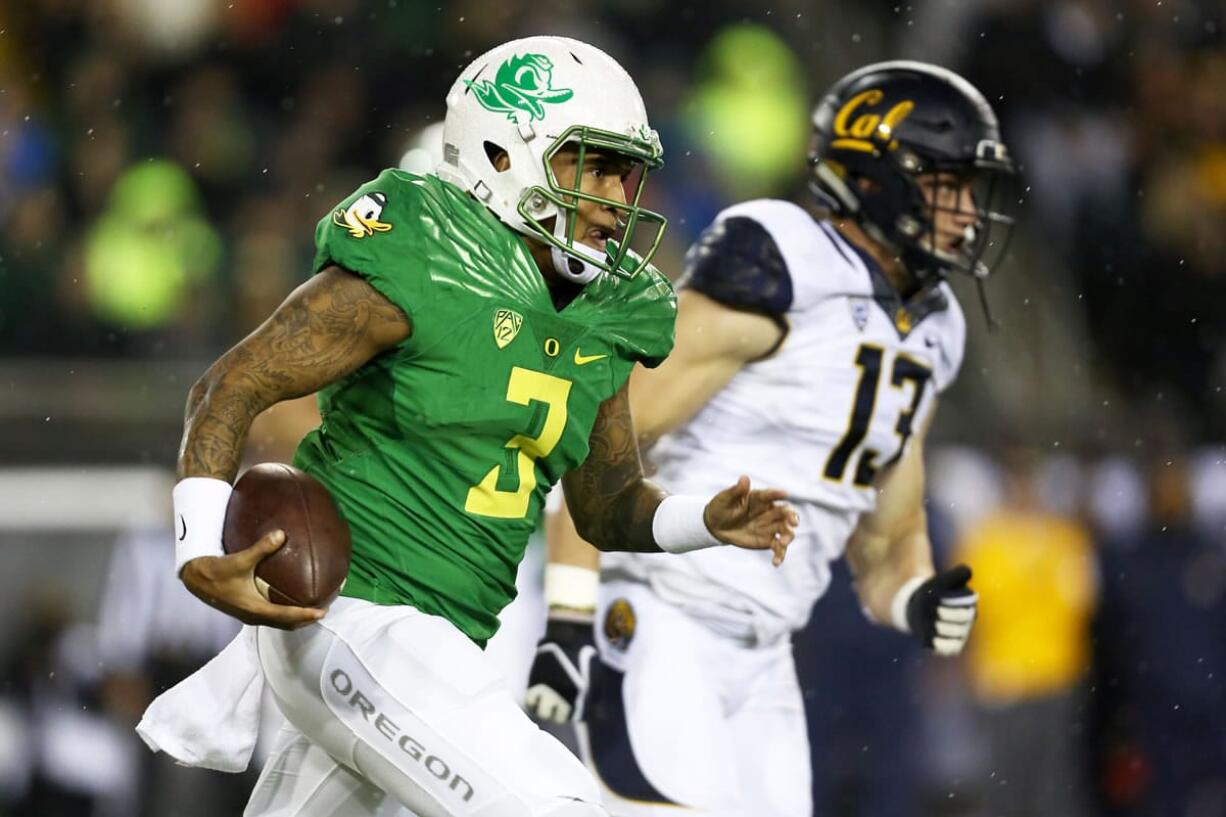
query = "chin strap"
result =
(550, 243, 603, 284)
(903, 232, 1001, 333)
(974, 275, 999, 332)
(549, 216, 604, 284)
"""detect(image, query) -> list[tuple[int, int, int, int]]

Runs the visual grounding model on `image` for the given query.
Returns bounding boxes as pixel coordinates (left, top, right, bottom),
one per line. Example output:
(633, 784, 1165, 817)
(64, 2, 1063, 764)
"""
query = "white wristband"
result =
(544, 564, 599, 612)
(172, 477, 233, 577)
(652, 495, 723, 554)
(890, 576, 928, 633)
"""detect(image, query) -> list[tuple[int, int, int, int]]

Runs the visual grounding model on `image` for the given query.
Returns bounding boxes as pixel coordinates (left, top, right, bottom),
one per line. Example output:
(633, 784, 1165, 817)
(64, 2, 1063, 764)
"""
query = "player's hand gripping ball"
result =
(223, 463, 352, 608)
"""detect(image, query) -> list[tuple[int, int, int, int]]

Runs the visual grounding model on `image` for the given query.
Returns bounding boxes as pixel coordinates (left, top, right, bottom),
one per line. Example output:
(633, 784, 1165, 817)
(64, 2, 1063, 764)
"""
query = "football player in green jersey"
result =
(149, 36, 797, 817)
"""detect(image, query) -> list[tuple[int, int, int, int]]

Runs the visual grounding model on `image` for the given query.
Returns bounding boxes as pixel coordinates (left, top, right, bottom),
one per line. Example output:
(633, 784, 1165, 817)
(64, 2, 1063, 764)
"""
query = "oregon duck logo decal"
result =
(333, 192, 393, 239)
(466, 54, 574, 124)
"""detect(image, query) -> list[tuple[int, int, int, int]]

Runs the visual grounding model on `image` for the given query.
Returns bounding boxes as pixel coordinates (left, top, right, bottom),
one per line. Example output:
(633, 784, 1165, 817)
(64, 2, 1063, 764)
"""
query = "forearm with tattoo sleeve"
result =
(561, 384, 665, 553)
(178, 265, 410, 481)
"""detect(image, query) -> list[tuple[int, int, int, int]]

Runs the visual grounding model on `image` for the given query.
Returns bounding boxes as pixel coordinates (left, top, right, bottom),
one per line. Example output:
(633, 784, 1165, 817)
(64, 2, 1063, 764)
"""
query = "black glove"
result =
(524, 614, 596, 723)
(905, 564, 978, 656)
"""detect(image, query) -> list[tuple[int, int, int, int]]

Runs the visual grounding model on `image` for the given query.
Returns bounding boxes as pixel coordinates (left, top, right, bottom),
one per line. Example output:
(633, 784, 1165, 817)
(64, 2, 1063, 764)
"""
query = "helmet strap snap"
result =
(897, 214, 922, 238)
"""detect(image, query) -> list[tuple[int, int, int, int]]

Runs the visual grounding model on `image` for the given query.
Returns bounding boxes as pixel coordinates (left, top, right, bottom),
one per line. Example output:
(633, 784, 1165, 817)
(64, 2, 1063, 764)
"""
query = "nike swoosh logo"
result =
(574, 349, 607, 366)
(178, 514, 187, 542)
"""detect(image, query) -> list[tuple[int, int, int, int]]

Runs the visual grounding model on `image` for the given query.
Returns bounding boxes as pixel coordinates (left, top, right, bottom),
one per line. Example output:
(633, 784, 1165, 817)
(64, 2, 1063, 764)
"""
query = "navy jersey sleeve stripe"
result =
(679, 216, 794, 316)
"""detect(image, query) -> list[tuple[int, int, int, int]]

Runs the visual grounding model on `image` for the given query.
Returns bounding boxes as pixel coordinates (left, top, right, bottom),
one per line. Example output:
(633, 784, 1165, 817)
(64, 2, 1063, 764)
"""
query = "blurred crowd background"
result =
(1, 0, 1224, 816)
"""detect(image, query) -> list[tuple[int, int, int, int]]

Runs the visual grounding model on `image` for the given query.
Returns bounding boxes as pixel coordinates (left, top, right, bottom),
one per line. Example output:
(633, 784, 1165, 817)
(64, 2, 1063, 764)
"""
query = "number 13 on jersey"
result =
(824, 344, 932, 488)
(465, 367, 572, 519)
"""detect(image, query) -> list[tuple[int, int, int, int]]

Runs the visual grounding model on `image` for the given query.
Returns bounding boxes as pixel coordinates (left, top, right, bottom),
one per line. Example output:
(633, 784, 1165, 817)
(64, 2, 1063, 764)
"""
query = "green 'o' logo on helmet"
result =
(465, 53, 574, 124)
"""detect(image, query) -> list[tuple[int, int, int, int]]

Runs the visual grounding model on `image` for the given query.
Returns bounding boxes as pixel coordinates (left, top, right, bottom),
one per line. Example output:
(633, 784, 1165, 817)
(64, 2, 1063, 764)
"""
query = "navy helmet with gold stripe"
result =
(809, 61, 1016, 289)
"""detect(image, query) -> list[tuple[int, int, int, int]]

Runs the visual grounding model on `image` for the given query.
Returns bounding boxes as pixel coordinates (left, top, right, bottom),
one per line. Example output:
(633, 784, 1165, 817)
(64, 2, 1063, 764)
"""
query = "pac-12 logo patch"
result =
(848, 297, 870, 332)
(492, 308, 523, 349)
(333, 192, 393, 238)
(604, 598, 636, 651)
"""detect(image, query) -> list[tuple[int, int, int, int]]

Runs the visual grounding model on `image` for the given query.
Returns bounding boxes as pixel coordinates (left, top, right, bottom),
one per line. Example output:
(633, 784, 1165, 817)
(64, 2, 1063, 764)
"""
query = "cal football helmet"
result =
(810, 61, 1015, 287)
(438, 36, 665, 284)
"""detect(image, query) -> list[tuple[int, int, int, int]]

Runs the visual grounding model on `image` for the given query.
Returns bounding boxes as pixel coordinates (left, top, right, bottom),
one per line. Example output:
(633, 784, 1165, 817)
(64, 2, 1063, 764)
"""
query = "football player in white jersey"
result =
(524, 62, 1016, 816)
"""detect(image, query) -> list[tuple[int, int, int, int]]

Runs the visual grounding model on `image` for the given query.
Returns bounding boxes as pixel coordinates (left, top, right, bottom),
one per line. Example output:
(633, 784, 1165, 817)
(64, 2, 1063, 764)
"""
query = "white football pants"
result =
(245, 597, 605, 817)
(580, 580, 812, 817)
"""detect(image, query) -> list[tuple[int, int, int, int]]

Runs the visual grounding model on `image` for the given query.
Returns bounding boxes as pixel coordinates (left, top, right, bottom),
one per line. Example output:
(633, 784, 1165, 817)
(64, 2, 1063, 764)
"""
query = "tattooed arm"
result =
(176, 265, 409, 629)
(561, 383, 797, 558)
(178, 265, 410, 481)
(546, 290, 785, 571)
(561, 384, 664, 552)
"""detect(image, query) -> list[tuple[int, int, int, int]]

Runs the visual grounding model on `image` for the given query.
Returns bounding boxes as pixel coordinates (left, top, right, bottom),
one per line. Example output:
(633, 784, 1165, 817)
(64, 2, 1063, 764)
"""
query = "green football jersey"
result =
(294, 169, 676, 645)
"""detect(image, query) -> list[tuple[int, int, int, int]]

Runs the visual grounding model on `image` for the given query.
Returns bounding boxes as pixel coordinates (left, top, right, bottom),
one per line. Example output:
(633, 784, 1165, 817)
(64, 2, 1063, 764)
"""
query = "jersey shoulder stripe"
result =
(680, 213, 793, 315)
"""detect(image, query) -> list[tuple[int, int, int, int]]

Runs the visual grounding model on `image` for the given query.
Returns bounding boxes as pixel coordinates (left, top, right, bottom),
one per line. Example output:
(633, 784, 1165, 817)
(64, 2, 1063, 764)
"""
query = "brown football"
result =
(222, 463, 351, 608)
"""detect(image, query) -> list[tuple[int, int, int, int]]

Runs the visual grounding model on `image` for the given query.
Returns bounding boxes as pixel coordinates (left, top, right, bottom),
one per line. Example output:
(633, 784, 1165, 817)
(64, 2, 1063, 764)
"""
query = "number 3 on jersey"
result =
(466, 367, 572, 519)
(824, 344, 932, 487)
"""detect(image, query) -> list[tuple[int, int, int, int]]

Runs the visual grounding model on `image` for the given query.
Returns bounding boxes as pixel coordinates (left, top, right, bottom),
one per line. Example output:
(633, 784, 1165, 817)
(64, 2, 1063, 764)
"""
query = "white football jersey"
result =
(603, 199, 966, 643)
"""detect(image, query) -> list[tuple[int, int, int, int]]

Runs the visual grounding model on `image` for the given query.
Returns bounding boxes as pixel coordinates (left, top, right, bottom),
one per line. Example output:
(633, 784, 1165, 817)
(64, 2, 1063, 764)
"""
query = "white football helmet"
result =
(438, 36, 665, 284)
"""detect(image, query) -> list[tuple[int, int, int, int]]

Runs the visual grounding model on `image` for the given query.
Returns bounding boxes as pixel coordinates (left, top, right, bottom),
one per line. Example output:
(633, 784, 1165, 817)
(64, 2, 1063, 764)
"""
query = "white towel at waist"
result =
(135, 625, 263, 773)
